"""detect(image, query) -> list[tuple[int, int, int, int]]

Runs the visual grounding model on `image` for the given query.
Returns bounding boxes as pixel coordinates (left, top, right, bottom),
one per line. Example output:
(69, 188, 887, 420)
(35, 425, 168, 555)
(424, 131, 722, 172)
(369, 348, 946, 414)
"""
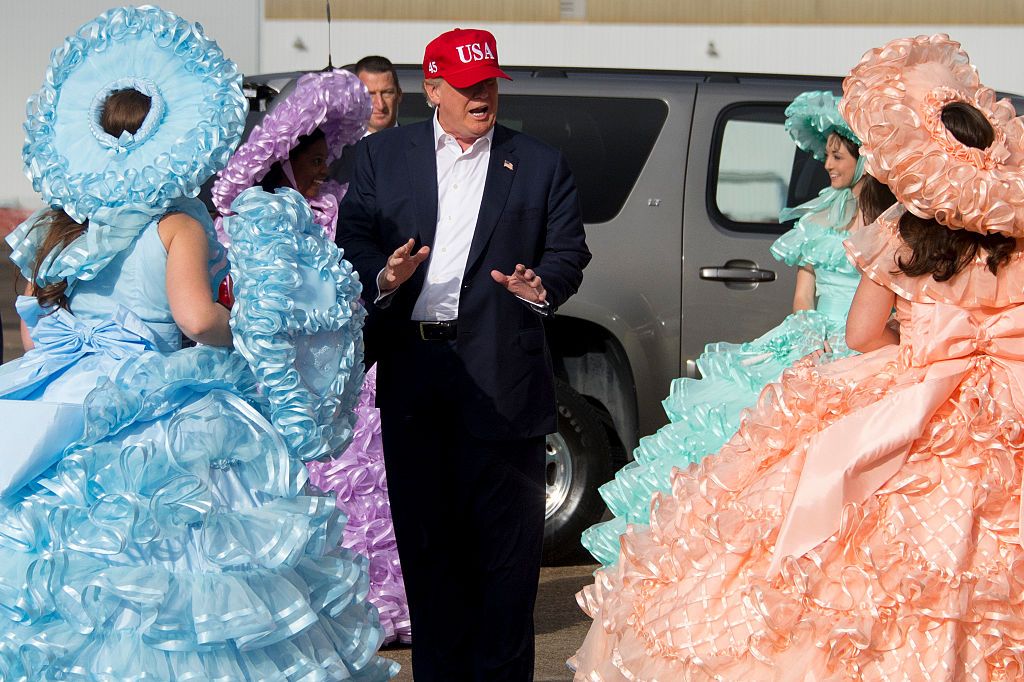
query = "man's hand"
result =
(381, 238, 430, 292)
(491, 264, 547, 304)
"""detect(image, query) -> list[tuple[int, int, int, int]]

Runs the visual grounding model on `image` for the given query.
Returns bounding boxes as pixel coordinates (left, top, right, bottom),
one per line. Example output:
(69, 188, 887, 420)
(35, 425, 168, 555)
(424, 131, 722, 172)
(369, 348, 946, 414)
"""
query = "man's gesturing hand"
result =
(382, 238, 430, 292)
(490, 264, 547, 304)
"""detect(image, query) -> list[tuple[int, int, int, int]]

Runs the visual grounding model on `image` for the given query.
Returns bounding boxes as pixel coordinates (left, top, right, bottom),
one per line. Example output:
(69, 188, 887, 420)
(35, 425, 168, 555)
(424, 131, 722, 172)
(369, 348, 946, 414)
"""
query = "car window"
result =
(709, 103, 829, 234)
(399, 95, 668, 224)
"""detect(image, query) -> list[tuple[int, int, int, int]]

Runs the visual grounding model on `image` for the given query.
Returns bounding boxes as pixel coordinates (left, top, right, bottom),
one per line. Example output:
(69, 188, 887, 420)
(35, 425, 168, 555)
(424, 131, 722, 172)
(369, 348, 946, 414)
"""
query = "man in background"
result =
(331, 56, 402, 188)
(354, 55, 402, 134)
(337, 57, 404, 368)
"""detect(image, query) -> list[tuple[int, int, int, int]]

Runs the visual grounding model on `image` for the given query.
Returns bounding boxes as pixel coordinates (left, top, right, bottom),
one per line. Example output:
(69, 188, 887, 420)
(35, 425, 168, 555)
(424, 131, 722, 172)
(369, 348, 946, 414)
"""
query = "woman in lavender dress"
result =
(212, 70, 411, 645)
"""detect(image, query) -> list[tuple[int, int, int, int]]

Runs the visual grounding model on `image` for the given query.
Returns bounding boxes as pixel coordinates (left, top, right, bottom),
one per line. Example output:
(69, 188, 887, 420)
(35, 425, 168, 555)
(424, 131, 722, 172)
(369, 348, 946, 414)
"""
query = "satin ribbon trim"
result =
(769, 302, 1024, 575)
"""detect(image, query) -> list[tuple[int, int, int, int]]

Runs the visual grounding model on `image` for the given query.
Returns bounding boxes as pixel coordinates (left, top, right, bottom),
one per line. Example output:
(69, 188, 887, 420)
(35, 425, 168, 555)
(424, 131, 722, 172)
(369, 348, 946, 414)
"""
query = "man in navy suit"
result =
(337, 28, 590, 681)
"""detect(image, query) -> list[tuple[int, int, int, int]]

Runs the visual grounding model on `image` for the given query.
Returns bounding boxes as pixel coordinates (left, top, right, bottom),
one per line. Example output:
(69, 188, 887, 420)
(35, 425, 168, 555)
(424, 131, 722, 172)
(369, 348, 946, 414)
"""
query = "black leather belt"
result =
(415, 320, 457, 341)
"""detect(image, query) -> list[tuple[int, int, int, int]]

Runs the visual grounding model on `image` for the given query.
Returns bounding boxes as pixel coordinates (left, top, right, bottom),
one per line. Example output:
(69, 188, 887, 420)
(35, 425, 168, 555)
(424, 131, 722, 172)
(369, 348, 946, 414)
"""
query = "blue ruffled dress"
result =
(0, 199, 396, 680)
(581, 215, 862, 567)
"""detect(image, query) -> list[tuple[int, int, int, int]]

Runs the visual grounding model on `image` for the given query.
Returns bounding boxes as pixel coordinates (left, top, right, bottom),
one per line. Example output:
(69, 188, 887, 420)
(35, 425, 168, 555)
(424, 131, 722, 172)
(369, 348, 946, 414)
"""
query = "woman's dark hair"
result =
(30, 88, 151, 310)
(942, 101, 994, 149)
(858, 175, 896, 225)
(827, 131, 859, 159)
(100, 88, 152, 140)
(260, 128, 327, 192)
(896, 102, 1014, 281)
(827, 132, 896, 225)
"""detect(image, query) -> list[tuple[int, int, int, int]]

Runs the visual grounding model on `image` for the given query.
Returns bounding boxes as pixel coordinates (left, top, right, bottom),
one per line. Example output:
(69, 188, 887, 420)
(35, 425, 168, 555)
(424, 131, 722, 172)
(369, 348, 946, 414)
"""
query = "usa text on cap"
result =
(423, 28, 512, 88)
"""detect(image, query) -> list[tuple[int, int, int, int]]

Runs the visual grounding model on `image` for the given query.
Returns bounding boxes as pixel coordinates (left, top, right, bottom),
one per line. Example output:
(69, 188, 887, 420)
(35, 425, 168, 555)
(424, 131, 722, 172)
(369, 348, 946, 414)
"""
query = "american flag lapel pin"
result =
(503, 159, 514, 171)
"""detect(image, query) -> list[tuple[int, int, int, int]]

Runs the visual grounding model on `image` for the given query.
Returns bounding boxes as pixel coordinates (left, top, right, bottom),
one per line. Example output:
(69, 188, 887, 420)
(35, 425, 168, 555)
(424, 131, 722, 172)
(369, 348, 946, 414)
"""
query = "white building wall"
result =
(261, 19, 1024, 95)
(0, 1, 260, 207)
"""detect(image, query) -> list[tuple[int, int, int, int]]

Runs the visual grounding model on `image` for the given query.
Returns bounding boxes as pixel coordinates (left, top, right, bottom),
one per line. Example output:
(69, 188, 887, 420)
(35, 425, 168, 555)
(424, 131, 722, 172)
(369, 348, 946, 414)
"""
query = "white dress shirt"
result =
(376, 114, 492, 321)
(411, 115, 493, 320)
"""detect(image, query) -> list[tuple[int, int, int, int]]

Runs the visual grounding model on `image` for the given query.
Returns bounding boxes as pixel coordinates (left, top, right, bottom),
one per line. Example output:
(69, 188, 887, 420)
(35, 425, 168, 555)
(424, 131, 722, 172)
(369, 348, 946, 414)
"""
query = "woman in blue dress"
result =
(582, 91, 896, 567)
(0, 7, 396, 679)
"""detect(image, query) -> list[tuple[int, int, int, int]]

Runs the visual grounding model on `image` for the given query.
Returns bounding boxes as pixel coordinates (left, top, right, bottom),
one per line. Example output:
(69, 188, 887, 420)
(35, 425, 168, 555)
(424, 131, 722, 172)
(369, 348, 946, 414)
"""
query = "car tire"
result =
(543, 378, 613, 565)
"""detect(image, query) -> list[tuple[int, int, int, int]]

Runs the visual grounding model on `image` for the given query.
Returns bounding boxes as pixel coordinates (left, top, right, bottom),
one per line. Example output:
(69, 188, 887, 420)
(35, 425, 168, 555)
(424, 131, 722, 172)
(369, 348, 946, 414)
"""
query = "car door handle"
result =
(699, 262, 776, 283)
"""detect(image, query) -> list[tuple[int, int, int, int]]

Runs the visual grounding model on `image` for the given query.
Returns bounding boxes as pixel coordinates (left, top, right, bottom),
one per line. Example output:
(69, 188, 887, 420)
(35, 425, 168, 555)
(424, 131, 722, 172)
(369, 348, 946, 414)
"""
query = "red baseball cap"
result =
(422, 28, 512, 88)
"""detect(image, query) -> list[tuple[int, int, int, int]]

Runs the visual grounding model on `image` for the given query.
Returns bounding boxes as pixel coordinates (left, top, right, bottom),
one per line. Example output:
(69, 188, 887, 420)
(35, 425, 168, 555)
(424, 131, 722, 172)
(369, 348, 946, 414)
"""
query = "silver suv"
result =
(393, 68, 848, 563)
(242, 67, 995, 564)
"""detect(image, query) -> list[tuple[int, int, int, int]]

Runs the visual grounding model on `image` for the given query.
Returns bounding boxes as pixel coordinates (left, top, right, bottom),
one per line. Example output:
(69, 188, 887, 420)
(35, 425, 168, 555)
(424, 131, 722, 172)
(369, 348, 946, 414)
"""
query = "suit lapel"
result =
(400, 123, 438, 303)
(405, 123, 439, 250)
(465, 125, 517, 276)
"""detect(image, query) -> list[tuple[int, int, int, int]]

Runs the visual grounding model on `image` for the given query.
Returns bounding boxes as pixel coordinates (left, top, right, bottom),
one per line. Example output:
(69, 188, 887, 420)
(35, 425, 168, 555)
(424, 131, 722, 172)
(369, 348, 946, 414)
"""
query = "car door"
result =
(680, 79, 839, 374)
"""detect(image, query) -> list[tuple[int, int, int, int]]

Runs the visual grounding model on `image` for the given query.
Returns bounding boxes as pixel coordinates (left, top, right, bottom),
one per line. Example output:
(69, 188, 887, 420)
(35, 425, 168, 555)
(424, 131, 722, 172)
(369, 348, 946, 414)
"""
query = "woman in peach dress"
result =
(571, 34, 1024, 681)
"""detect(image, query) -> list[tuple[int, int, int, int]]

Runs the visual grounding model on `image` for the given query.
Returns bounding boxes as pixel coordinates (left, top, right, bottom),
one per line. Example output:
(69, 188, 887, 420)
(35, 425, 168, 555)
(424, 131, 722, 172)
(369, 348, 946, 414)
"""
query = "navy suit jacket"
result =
(337, 120, 591, 439)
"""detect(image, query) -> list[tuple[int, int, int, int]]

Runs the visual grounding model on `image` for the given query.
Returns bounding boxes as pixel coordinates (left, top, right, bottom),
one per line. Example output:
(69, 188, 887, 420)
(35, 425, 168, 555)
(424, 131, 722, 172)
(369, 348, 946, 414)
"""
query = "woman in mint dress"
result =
(0, 7, 396, 679)
(582, 91, 895, 566)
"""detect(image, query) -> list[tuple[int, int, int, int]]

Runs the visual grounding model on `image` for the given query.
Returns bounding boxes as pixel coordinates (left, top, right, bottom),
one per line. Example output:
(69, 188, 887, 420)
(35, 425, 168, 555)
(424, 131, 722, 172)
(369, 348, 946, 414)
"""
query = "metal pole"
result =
(326, 0, 334, 68)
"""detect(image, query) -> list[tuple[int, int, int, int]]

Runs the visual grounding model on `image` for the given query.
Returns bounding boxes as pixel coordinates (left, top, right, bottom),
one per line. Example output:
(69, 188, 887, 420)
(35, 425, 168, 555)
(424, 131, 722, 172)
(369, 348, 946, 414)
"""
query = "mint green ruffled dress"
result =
(582, 215, 861, 567)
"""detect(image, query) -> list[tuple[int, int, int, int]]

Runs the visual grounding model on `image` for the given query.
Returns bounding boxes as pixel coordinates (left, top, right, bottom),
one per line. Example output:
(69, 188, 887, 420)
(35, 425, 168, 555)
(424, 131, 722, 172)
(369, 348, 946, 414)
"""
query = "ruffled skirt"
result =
(0, 347, 397, 680)
(306, 366, 411, 646)
(572, 348, 1024, 680)
(583, 308, 851, 567)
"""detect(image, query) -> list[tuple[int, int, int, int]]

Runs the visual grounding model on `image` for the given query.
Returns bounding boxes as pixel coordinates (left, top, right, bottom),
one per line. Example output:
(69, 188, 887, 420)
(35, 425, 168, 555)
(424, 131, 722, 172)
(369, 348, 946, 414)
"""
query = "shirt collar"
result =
(432, 111, 494, 153)
(362, 120, 399, 138)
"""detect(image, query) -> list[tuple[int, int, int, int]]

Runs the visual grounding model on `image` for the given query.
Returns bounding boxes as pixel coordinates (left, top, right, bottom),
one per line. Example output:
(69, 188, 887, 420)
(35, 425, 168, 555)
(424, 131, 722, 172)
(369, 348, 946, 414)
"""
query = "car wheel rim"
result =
(545, 432, 573, 520)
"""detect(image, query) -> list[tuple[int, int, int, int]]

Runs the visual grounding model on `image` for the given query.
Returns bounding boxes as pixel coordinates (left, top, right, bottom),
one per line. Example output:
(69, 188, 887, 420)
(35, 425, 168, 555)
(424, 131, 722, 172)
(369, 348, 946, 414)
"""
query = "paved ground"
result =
(380, 563, 597, 681)
(0, 242, 600, 682)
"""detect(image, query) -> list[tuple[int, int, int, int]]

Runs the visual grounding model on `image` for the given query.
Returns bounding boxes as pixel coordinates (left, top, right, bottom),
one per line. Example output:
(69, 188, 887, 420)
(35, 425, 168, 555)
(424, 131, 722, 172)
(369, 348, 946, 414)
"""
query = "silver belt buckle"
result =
(418, 320, 455, 340)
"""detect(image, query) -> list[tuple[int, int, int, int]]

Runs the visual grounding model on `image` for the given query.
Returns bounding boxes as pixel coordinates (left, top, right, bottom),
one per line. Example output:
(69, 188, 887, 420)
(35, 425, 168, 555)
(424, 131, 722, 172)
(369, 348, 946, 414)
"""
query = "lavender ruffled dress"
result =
(211, 69, 411, 644)
(306, 366, 410, 643)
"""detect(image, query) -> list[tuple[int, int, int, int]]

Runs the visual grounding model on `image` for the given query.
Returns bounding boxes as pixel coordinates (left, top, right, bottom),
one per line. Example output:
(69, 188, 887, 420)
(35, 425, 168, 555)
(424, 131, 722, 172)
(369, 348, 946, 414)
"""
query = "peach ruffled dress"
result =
(572, 205, 1024, 680)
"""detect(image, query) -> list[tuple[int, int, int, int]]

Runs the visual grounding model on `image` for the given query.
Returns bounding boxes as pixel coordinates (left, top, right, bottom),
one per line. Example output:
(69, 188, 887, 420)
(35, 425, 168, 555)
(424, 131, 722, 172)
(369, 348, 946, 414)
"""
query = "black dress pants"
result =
(379, 336, 546, 681)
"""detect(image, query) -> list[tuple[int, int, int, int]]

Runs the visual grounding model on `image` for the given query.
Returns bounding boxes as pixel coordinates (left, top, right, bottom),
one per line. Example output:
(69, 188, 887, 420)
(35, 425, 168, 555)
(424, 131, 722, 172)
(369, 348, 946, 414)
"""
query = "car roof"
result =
(243, 66, 1023, 114)
(246, 65, 843, 90)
